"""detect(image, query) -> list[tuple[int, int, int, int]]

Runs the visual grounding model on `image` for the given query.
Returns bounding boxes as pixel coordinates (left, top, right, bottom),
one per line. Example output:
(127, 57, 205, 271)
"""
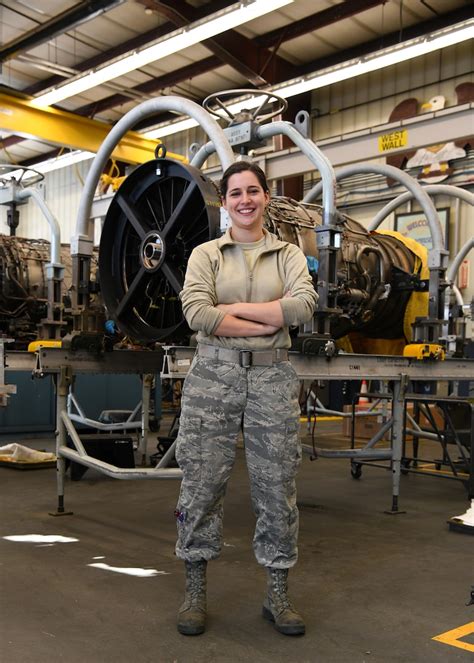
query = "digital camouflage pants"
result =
(175, 354, 301, 568)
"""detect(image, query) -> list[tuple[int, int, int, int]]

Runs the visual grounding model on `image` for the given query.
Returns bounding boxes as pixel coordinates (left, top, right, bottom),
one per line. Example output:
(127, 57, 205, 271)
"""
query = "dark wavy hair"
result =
(220, 161, 269, 198)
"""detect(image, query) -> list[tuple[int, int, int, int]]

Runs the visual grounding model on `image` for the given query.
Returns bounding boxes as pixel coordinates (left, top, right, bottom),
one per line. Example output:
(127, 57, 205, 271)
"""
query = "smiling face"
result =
(222, 170, 270, 242)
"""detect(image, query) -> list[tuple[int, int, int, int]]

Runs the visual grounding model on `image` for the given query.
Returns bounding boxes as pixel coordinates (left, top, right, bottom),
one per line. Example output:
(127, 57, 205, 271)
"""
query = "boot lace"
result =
(184, 562, 206, 608)
(270, 570, 292, 613)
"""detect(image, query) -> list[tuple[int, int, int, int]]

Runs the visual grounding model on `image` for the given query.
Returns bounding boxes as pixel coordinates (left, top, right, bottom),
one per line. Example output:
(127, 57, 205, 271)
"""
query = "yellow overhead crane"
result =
(0, 93, 186, 165)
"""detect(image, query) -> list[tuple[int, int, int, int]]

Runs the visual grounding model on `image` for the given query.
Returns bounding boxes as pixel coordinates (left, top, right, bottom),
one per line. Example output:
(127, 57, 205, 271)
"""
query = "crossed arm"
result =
(182, 244, 316, 339)
(214, 298, 286, 337)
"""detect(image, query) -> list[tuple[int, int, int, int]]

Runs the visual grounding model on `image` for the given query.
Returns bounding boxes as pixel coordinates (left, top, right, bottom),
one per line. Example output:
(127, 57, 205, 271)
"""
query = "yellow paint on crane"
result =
(432, 622, 474, 653)
(0, 93, 186, 165)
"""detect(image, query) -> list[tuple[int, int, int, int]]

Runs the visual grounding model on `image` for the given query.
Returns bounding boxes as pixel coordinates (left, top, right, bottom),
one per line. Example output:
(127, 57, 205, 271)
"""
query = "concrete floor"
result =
(0, 422, 472, 663)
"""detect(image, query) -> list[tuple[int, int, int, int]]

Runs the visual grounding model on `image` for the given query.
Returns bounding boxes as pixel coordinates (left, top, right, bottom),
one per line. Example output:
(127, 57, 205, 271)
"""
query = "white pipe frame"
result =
(257, 121, 337, 226)
(191, 121, 338, 226)
(447, 236, 474, 284)
(447, 237, 474, 307)
(303, 163, 445, 257)
(60, 410, 182, 479)
(368, 185, 473, 307)
(368, 184, 474, 233)
(17, 188, 62, 267)
(74, 96, 235, 248)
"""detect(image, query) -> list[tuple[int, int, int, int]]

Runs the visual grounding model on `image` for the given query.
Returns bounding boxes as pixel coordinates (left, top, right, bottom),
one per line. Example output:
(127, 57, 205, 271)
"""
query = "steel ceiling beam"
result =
(74, 0, 390, 119)
(23, 0, 236, 96)
(130, 5, 474, 133)
(76, 56, 220, 119)
(299, 4, 474, 76)
(21, 2, 472, 102)
(137, 0, 297, 86)
(76, 3, 474, 124)
(0, 0, 125, 63)
(7, 4, 472, 163)
(135, 0, 232, 21)
(256, 0, 386, 48)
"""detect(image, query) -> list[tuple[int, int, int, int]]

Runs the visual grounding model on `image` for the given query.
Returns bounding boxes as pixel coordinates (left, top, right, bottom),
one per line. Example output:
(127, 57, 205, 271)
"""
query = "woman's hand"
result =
(217, 300, 284, 327)
(214, 314, 279, 337)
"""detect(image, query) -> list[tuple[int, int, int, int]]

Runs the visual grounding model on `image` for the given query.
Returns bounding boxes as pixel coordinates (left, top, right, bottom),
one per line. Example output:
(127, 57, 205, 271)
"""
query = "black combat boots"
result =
(177, 560, 207, 635)
(262, 567, 305, 636)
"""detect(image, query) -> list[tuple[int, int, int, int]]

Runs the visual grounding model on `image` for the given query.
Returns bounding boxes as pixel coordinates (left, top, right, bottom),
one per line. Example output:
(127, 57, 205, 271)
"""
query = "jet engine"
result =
(0, 235, 98, 347)
(98, 158, 428, 352)
(264, 197, 428, 353)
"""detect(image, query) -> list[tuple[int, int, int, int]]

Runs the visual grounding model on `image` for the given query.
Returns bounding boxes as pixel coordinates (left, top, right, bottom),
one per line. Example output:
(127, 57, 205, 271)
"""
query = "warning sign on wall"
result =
(378, 129, 408, 152)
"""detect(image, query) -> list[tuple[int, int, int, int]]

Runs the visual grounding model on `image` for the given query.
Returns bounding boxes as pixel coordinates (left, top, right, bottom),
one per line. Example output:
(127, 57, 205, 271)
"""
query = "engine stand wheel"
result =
(99, 158, 221, 343)
(0, 163, 45, 185)
(401, 458, 411, 475)
(203, 89, 287, 125)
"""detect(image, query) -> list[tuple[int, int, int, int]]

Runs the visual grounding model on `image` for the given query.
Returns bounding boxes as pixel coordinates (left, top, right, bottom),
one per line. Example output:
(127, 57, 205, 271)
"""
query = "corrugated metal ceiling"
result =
(0, 0, 470, 167)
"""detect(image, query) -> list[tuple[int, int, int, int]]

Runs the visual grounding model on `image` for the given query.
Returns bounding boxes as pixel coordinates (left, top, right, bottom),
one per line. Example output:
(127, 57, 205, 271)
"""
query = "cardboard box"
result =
(409, 403, 445, 431)
(342, 404, 392, 440)
(341, 399, 449, 442)
(341, 402, 445, 440)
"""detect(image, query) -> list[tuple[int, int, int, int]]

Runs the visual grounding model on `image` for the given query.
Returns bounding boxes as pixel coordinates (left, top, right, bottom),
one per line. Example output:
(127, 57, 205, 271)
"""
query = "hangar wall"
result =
(312, 41, 473, 140)
(0, 158, 92, 244)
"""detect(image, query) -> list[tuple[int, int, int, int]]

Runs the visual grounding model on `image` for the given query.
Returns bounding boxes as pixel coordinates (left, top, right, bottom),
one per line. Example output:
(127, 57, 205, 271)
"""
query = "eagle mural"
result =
(386, 82, 474, 183)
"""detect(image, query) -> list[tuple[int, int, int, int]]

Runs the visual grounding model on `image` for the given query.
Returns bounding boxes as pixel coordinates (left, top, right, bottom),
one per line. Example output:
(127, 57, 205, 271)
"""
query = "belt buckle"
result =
(239, 350, 252, 368)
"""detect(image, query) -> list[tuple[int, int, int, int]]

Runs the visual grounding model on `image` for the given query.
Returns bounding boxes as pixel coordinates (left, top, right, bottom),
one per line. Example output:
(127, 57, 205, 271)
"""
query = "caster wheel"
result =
(401, 458, 411, 475)
(351, 462, 362, 479)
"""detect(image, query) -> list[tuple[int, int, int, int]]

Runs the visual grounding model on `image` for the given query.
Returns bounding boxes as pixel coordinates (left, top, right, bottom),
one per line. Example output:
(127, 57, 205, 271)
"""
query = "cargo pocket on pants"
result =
(175, 416, 202, 484)
(281, 418, 302, 483)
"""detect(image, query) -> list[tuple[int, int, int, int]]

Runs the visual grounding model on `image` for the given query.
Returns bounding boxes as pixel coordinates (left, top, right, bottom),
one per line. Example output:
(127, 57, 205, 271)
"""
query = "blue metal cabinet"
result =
(1, 372, 55, 434)
(0, 373, 147, 435)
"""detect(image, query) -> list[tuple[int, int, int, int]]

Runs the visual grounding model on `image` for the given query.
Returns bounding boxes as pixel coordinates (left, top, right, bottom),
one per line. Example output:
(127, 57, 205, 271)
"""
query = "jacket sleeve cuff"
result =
(279, 298, 300, 327)
(209, 309, 226, 335)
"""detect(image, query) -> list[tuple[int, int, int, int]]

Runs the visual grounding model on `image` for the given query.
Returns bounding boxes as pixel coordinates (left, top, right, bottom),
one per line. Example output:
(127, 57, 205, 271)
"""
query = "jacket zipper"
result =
(240, 248, 253, 301)
(236, 245, 276, 301)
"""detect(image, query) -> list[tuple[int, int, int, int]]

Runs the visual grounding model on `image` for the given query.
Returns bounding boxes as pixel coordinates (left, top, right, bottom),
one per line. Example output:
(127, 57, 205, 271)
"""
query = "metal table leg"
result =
(139, 374, 153, 466)
(386, 380, 406, 514)
(50, 367, 73, 516)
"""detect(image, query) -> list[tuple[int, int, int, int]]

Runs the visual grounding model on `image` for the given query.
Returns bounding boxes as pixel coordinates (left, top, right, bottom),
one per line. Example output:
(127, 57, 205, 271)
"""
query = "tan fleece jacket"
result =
(180, 228, 318, 350)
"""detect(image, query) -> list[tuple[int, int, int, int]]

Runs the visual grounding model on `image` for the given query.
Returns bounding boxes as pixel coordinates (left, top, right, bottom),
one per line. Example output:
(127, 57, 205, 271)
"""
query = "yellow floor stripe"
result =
(415, 463, 469, 478)
(432, 621, 474, 652)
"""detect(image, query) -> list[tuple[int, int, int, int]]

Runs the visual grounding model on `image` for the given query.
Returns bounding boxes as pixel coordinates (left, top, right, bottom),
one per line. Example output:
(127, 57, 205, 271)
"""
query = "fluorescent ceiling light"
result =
(145, 117, 205, 140)
(144, 19, 474, 140)
(1, 150, 95, 181)
(275, 21, 474, 99)
(31, 0, 293, 108)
